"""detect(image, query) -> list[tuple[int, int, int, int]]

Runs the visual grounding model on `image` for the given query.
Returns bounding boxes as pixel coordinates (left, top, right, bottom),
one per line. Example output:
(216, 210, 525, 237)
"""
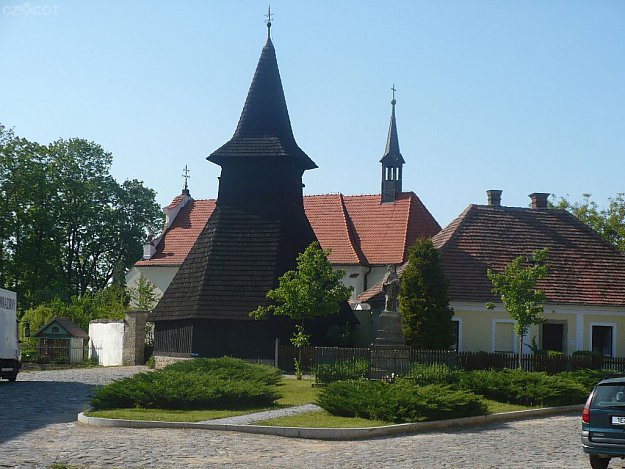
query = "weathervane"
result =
(182, 165, 190, 192)
(391, 84, 397, 105)
(265, 5, 273, 38)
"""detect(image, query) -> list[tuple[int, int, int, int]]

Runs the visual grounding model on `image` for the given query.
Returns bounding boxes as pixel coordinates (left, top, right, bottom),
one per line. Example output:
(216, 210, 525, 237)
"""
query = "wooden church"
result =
(149, 22, 358, 359)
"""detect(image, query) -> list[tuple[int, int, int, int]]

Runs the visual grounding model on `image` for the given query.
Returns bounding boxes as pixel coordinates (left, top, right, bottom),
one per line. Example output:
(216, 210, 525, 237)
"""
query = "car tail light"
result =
(582, 391, 593, 424)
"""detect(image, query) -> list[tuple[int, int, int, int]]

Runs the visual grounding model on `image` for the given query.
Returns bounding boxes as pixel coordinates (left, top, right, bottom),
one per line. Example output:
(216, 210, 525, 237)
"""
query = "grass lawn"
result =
(86, 377, 320, 422)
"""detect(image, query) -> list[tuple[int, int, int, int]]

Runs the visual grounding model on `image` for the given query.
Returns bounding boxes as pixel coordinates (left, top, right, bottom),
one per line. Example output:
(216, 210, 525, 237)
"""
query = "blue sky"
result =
(1, 0, 623, 226)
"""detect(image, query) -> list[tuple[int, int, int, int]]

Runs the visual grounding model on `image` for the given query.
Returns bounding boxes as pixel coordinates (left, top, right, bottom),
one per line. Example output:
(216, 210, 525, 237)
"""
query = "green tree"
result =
(399, 238, 455, 349)
(554, 193, 625, 252)
(0, 128, 163, 309)
(128, 275, 159, 312)
(250, 241, 353, 378)
(21, 286, 128, 350)
(486, 248, 549, 368)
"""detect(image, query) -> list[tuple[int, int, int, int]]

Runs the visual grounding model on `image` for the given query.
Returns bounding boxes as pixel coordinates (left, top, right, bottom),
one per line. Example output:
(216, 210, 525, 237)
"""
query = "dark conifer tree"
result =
(399, 238, 454, 349)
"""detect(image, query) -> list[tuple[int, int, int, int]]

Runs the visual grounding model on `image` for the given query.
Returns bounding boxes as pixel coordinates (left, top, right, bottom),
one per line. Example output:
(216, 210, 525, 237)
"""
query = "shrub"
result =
(572, 350, 604, 358)
(559, 369, 625, 393)
(457, 369, 587, 406)
(408, 363, 461, 385)
(91, 357, 282, 410)
(317, 379, 487, 423)
(163, 356, 282, 385)
(315, 359, 369, 384)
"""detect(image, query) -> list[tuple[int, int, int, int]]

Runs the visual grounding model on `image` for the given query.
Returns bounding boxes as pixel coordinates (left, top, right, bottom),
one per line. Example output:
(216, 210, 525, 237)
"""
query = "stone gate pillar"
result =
(123, 310, 147, 365)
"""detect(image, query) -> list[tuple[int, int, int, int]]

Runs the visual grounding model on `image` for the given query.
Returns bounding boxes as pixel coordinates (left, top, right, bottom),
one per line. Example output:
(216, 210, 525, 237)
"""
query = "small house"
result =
(34, 317, 88, 364)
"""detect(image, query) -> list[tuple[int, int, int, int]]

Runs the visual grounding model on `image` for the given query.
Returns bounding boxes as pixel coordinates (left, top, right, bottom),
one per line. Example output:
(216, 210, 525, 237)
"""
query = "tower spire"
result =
(380, 85, 405, 203)
(207, 15, 316, 171)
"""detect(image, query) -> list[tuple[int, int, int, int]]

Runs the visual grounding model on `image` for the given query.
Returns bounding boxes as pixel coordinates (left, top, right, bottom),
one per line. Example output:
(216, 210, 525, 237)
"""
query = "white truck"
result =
(0, 288, 20, 382)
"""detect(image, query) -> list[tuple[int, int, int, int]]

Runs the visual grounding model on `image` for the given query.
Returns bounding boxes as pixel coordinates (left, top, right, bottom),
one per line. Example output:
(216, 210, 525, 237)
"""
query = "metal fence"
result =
(21, 344, 93, 366)
(278, 345, 625, 380)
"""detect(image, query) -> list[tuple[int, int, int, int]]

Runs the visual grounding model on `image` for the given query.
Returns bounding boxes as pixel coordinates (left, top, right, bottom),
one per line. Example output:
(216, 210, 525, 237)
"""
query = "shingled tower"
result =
(150, 20, 353, 359)
(380, 86, 405, 203)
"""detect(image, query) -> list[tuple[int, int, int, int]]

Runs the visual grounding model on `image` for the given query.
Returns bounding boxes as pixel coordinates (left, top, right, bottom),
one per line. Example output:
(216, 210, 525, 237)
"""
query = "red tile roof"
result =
(303, 194, 367, 264)
(342, 192, 441, 265)
(136, 192, 440, 268)
(358, 204, 625, 307)
(430, 205, 625, 306)
(135, 199, 217, 266)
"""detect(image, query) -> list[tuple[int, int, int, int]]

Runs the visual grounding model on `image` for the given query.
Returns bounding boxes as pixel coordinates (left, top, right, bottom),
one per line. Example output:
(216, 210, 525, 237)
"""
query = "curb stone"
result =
(77, 404, 583, 441)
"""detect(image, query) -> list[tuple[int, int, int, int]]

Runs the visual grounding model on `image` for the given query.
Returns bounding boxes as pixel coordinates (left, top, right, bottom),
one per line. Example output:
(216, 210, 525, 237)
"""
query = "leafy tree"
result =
(0, 127, 163, 309)
(554, 193, 625, 252)
(399, 238, 455, 349)
(486, 248, 549, 368)
(21, 286, 128, 350)
(128, 275, 160, 312)
(250, 241, 353, 378)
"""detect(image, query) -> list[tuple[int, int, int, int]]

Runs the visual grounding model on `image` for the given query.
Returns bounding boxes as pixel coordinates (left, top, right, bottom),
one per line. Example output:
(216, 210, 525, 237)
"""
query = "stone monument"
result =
(371, 265, 409, 378)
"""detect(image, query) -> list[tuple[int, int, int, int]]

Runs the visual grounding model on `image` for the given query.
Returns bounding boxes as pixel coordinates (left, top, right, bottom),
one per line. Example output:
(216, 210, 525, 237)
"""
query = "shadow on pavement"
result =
(0, 380, 94, 443)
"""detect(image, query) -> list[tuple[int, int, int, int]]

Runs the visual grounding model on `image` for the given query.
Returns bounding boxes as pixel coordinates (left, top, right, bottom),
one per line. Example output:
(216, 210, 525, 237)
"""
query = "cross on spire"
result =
(391, 84, 397, 105)
(265, 6, 273, 38)
(182, 165, 191, 193)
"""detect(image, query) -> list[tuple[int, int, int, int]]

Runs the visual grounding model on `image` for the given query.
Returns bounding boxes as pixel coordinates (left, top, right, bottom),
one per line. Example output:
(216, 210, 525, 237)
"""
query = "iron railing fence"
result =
(21, 344, 95, 365)
(277, 345, 625, 382)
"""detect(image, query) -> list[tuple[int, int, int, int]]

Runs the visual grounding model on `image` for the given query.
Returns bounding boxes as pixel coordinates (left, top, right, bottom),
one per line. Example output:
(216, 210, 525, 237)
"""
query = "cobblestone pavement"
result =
(1, 367, 624, 469)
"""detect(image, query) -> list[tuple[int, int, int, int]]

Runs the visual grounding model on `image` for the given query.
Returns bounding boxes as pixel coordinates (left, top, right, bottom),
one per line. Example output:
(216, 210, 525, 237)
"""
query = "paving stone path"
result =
(1, 367, 624, 468)
(199, 403, 321, 425)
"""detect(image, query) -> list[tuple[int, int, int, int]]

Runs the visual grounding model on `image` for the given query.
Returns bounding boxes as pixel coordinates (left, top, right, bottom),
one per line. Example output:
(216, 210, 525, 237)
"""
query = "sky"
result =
(1, 0, 624, 227)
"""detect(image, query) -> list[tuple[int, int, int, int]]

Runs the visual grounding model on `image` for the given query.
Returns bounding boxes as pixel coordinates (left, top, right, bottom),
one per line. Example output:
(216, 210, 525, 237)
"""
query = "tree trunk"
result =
(518, 334, 523, 370)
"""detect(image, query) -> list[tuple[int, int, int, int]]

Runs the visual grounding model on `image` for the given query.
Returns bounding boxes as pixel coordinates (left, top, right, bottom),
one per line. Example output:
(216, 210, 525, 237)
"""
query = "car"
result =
(582, 377, 625, 468)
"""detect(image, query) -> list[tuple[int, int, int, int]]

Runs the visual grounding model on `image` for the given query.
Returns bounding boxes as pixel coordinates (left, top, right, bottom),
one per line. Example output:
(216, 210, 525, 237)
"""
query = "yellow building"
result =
(359, 190, 625, 356)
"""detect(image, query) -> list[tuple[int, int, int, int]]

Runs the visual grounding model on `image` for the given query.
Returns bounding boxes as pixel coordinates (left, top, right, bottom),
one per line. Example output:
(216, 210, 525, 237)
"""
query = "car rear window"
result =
(592, 384, 625, 408)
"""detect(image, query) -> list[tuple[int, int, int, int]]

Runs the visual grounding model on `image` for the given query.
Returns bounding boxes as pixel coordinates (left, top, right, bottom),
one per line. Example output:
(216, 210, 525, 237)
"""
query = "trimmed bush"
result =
(317, 379, 487, 423)
(91, 357, 281, 410)
(457, 369, 587, 406)
(164, 356, 282, 385)
(315, 359, 369, 384)
(559, 369, 625, 393)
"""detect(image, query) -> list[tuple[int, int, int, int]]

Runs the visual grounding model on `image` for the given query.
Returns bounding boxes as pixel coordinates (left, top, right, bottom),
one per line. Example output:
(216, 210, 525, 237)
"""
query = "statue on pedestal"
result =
(374, 265, 405, 347)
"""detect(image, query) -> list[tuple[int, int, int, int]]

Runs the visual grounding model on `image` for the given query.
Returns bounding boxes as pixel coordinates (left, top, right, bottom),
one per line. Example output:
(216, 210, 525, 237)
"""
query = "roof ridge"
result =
(401, 193, 415, 260)
(432, 204, 476, 249)
(338, 193, 369, 265)
(556, 208, 624, 254)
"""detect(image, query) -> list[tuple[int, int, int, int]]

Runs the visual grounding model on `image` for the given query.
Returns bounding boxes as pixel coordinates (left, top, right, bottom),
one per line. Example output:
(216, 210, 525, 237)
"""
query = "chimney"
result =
(529, 192, 550, 209)
(486, 190, 503, 206)
(143, 236, 156, 260)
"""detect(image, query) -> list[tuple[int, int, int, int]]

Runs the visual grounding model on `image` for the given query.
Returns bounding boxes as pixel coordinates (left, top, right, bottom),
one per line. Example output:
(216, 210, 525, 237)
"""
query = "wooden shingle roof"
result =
(150, 202, 319, 321)
(207, 37, 316, 171)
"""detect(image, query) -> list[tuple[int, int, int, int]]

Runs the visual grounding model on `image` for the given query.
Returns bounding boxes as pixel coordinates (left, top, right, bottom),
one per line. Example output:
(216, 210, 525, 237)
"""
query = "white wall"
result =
(89, 321, 125, 366)
(125, 266, 174, 307)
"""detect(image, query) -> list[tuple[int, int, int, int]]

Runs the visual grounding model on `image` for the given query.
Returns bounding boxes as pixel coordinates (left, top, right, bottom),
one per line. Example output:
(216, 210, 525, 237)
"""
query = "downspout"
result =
(363, 265, 372, 292)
